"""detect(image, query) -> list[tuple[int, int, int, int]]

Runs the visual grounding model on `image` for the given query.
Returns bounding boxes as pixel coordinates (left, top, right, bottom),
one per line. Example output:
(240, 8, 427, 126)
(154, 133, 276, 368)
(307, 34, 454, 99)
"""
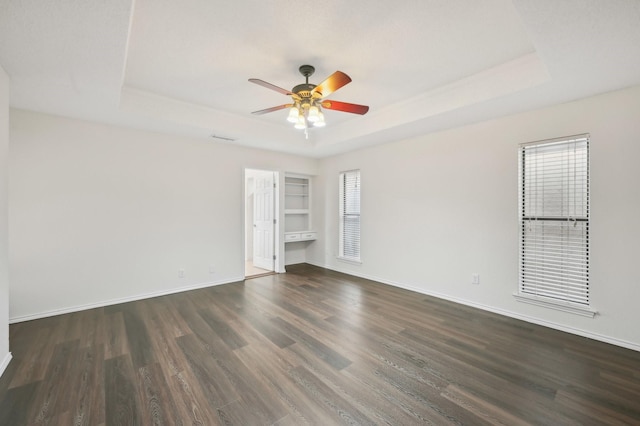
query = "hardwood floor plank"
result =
(104, 355, 142, 425)
(147, 296, 192, 338)
(175, 334, 239, 407)
(271, 316, 352, 371)
(167, 368, 222, 425)
(344, 360, 469, 425)
(27, 339, 80, 424)
(216, 399, 268, 425)
(287, 335, 454, 425)
(65, 344, 105, 426)
(77, 307, 106, 349)
(7, 326, 53, 388)
(234, 337, 332, 424)
(441, 384, 532, 426)
(288, 365, 377, 425)
(273, 413, 307, 426)
(387, 327, 583, 424)
(137, 362, 182, 426)
(205, 288, 298, 352)
(140, 300, 191, 378)
(399, 327, 560, 399)
(294, 315, 475, 425)
(104, 311, 130, 360)
(556, 385, 640, 424)
(551, 390, 633, 425)
(241, 305, 295, 349)
(249, 287, 322, 324)
(205, 282, 246, 310)
(0, 382, 39, 425)
(387, 324, 562, 424)
(319, 315, 482, 424)
(204, 348, 290, 425)
(174, 302, 233, 354)
(1, 263, 639, 424)
(0, 356, 18, 404)
(197, 307, 248, 350)
(599, 370, 640, 396)
(122, 305, 155, 369)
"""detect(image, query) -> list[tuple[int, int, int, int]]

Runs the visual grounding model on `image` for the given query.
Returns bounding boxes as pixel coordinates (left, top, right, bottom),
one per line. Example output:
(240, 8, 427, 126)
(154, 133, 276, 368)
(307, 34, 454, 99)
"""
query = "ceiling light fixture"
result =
(289, 99, 326, 131)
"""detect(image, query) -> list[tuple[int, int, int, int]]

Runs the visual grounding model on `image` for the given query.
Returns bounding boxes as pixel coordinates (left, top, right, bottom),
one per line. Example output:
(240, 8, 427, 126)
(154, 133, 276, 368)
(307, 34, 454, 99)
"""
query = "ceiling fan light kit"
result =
(249, 65, 369, 138)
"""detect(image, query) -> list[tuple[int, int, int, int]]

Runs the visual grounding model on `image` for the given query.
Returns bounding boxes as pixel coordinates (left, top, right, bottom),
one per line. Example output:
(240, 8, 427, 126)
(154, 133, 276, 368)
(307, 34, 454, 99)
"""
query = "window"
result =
(517, 134, 594, 316)
(339, 170, 361, 262)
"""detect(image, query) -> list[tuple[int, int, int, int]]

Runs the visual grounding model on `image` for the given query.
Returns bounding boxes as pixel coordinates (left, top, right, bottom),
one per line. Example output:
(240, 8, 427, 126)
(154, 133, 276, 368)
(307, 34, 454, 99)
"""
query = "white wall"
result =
(8, 110, 317, 320)
(0, 64, 11, 376)
(309, 85, 640, 350)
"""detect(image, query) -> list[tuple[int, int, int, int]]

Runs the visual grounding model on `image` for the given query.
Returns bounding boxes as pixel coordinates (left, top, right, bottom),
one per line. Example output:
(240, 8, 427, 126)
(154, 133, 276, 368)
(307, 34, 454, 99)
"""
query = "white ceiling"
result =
(1, 0, 639, 157)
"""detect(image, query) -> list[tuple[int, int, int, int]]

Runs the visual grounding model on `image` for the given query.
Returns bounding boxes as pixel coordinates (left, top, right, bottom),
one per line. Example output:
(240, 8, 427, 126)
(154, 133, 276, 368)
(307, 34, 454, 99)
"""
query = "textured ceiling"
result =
(1, 0, 640, 157)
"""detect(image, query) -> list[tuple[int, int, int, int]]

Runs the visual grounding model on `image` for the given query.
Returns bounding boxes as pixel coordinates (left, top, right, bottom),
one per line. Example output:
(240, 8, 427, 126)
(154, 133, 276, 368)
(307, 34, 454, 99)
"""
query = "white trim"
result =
(336, 256, 362, 265)
(513, 293, 597, 318)
(0, 352, 12, 378)
(306, 261, 640, 353)
(9, 276, 245, 324)
(519, 133, 589, 148)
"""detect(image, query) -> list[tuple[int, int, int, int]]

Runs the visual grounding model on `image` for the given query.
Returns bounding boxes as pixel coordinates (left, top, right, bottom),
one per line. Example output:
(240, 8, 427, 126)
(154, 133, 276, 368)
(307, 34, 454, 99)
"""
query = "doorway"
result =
(245, 169, 278, 278)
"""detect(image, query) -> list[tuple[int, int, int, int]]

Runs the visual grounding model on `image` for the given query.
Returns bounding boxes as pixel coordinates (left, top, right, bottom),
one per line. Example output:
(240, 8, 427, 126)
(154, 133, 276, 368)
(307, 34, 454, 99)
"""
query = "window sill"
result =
(513, 293, 597, 318)
(337, 256, 362, 265)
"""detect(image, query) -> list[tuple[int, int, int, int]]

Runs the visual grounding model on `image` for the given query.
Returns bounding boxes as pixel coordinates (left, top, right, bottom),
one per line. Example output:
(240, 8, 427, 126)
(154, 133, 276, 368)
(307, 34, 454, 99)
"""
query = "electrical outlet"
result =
(209, 265, 215, 274)
(178, 269, 185, 278)
(472, 273, 480, 285)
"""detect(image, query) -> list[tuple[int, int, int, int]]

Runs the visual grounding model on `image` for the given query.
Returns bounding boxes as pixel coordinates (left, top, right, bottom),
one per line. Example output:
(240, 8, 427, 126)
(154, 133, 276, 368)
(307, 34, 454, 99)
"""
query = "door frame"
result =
(244, 168, 282, 276)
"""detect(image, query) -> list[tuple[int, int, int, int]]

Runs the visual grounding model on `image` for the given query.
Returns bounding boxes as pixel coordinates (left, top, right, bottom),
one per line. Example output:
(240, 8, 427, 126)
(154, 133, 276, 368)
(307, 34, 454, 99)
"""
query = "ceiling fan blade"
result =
(251, 104, 293, 115)
(321, 100, 369, 115)
(249, 78, 294, 96)
(311, 71, 352, 98)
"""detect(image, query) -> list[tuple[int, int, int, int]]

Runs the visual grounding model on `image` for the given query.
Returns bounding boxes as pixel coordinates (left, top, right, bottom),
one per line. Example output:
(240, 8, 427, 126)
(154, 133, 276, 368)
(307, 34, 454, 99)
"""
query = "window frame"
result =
(515, 134, 596, 317)
(338, 169, 361, 263)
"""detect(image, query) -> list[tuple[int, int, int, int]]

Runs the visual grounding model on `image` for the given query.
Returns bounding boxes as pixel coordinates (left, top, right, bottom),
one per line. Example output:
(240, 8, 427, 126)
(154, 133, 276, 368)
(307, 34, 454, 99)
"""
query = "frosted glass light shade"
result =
(287, 106, 300, 123)
(307, 105, 320, 122)
(294, 115, 306, 129)
(313, 111, 326, 127)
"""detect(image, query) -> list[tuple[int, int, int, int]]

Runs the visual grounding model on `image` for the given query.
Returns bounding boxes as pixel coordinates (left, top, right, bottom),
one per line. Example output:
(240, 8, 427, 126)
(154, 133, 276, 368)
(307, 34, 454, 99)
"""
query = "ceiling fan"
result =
(249, 65, 369, 136)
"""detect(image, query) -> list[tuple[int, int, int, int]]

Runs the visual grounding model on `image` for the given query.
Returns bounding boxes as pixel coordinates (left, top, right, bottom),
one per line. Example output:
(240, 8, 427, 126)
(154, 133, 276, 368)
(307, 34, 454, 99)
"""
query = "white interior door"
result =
(252, 171, 275, 270)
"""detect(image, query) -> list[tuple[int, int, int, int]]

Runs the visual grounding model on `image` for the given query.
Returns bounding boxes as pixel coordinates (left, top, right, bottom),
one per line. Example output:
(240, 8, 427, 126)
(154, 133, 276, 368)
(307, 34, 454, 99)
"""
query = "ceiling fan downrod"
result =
(299, 65, 315, 84)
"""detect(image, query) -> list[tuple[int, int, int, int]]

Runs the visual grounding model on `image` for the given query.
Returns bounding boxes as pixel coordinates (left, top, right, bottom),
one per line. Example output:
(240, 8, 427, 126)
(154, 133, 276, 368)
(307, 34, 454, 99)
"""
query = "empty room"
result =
(1, 0, 640, 424)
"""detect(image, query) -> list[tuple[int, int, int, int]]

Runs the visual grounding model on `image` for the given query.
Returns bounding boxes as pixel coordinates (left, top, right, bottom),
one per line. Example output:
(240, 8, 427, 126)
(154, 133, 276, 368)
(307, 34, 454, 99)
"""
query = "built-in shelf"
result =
(284, 175, 315, 244)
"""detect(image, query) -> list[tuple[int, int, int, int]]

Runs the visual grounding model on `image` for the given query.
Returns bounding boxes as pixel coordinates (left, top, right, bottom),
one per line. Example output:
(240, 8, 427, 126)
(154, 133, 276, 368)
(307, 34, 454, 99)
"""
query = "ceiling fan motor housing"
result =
(292, 83, 317, 98)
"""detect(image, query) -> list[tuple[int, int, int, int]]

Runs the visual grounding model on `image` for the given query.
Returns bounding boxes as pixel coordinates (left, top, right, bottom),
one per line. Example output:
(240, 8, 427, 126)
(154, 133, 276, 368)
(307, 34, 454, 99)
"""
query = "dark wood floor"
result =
(1, 264, 639, 425)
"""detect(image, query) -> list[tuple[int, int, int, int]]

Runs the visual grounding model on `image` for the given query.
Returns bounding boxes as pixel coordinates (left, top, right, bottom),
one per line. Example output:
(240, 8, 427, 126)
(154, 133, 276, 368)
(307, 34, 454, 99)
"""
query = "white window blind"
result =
(339, 170, 361, 261)
(519, 135, 590, 306)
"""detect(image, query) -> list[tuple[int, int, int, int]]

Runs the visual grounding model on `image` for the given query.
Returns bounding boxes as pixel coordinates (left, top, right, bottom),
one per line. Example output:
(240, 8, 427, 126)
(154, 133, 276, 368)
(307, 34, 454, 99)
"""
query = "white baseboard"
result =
(306, 261, 640, 353)
(9, 276, 245, 324)
(0, 352, 12, 378)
